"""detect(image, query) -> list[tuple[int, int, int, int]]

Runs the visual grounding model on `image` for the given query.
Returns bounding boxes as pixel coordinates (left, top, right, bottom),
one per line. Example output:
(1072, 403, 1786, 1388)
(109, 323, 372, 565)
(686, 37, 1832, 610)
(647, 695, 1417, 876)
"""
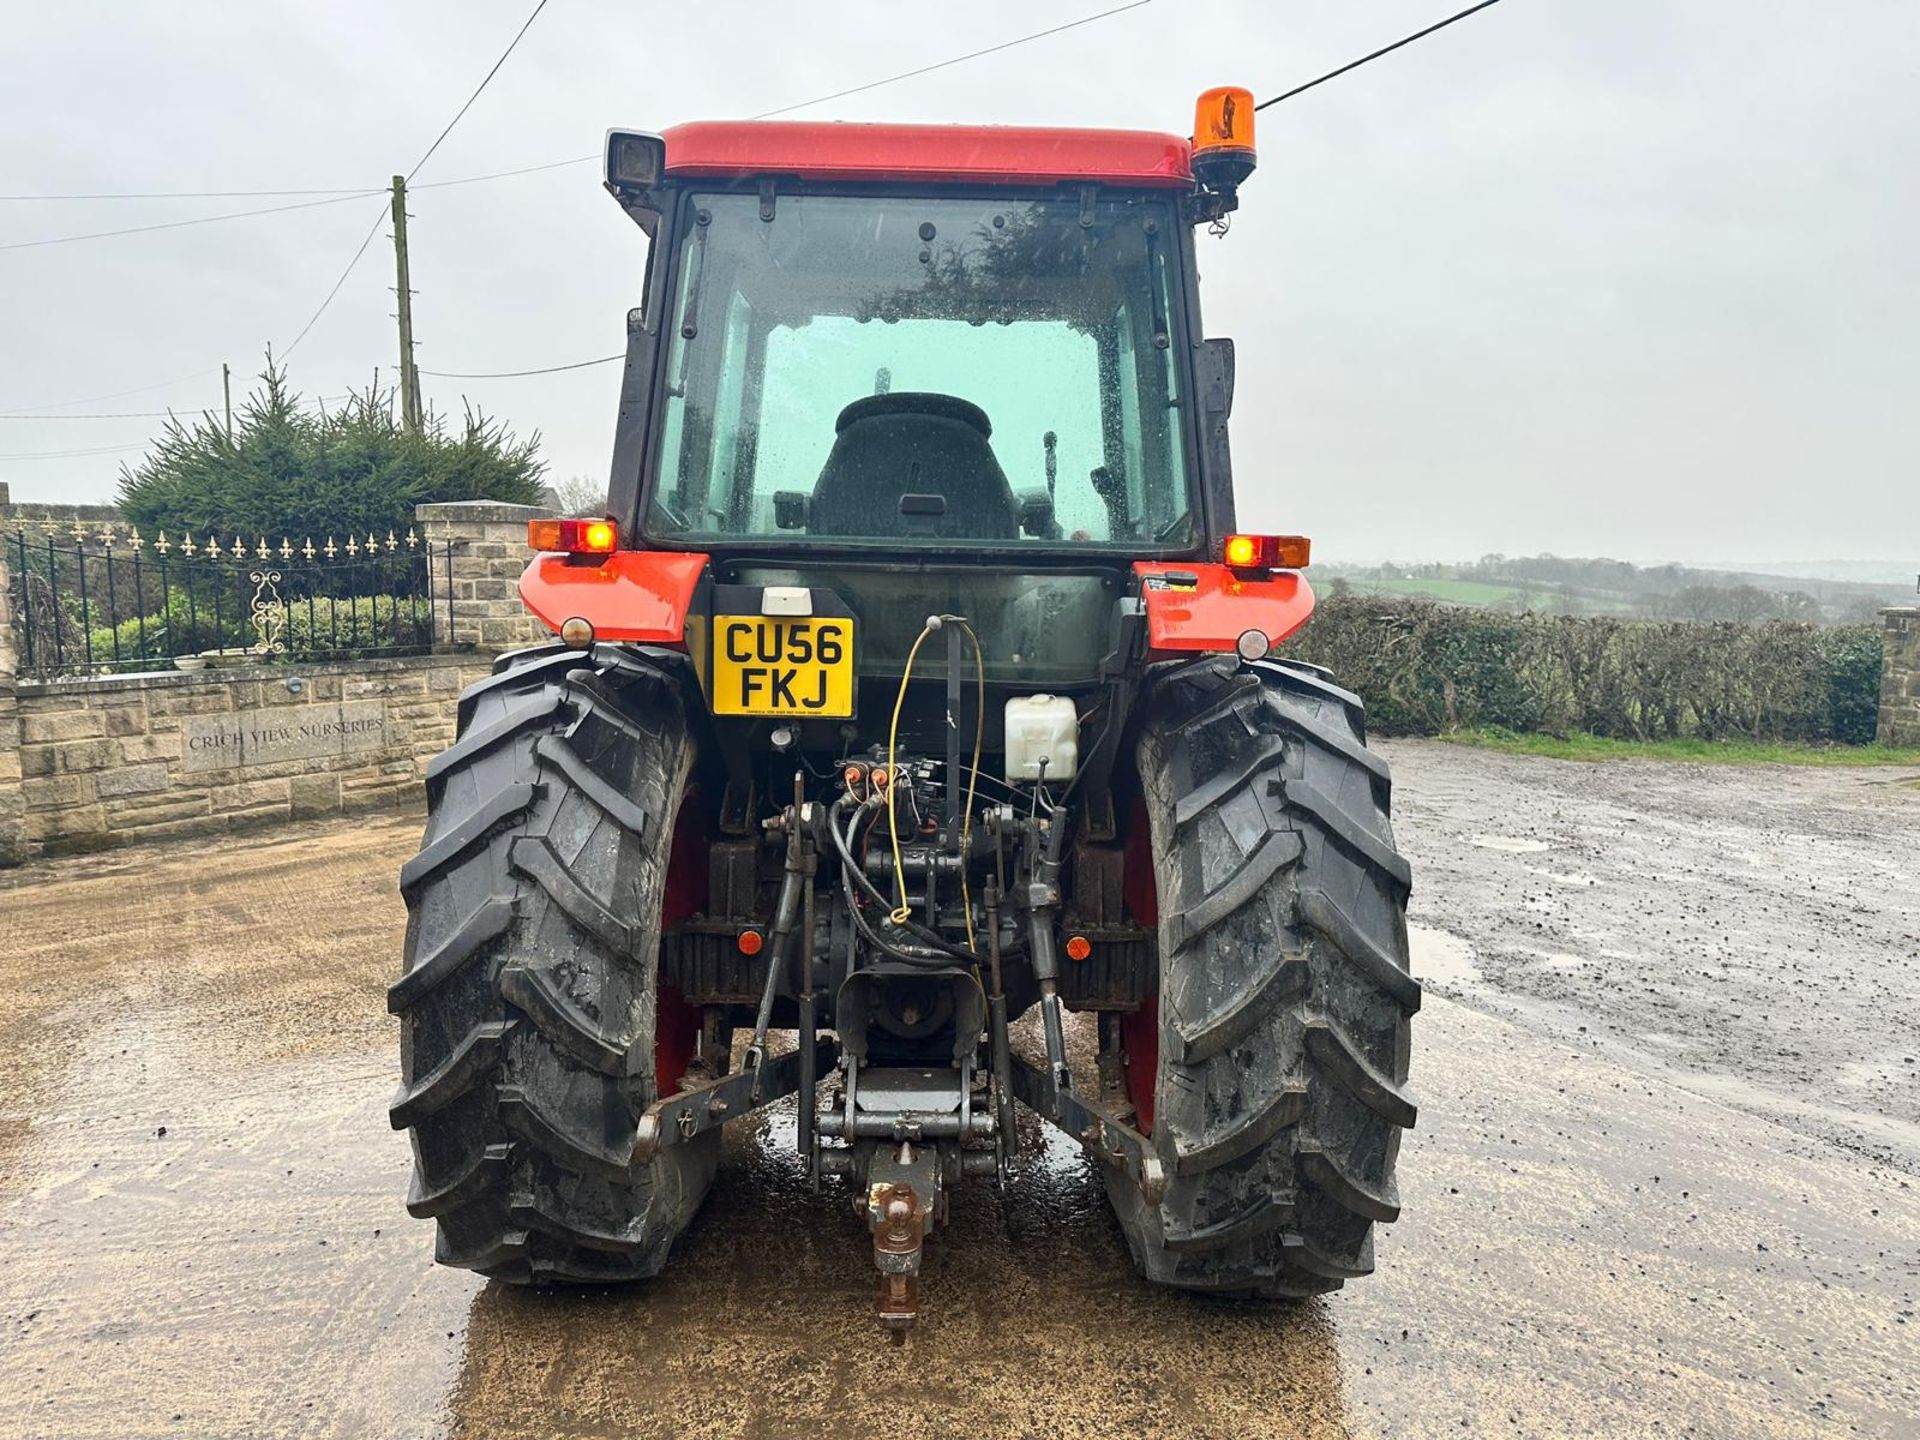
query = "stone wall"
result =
(419, 500, 556, 653)
(12, 656, 491, 855)
(1881, 608, 1920, 747)
(0, 493, 564, 864)
(0, 496, 22, 866)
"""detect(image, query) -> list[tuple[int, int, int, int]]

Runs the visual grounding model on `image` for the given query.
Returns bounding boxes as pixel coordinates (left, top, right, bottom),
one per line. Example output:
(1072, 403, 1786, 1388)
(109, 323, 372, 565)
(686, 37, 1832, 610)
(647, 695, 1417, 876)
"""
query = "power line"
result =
(12, 1, 1169, 402)
(278, 0, 555, 360)
(0, 367, 220, 418)
(408, 0, 552, 182)
(419, 354, 620, 379)
(414, 5, 1165, 380)
(0, 189, 385, 252)
(0, 409, 195, 420)
(0, 393, 352, 421)
(0, 157, 594, 207)
(3, 1, 1153, 216)
(413, 154, 593, 190)
(0, 441, 155, 461)
(1256, 0, 1507, 110)
(279, 204, 389, 358)
(0, 185, 382, 202)
(750, 0, 1154, 119)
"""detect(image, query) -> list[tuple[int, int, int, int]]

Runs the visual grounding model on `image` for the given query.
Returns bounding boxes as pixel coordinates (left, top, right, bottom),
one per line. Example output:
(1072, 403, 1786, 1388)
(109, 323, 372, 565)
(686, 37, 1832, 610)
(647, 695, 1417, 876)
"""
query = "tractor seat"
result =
(807, 393, 1019, 540)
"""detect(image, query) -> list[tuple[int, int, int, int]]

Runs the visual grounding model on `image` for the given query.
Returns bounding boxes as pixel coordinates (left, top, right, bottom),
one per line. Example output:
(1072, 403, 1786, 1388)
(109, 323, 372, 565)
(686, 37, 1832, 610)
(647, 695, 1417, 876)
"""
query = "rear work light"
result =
(528, 518, 619, 556)
(1221, 534, 1311, 572)
(604, 130, 665, 191)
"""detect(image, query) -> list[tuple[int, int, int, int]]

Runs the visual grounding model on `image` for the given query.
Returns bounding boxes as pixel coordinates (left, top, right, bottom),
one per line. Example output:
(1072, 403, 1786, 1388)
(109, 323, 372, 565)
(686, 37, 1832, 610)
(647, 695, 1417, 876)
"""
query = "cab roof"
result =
(659, 121, 1194, 189)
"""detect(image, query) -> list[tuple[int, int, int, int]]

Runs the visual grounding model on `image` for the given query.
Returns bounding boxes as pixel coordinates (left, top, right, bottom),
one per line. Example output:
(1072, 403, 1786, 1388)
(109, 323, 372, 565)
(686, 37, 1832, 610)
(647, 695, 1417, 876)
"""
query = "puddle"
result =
(1635, 1031, 1689, 1052)
(1034, 1110, 1092, 1179)
(0, 1020, 473, 1438)
(1409, 925, 1480, 985)
(1529, 952, 1587, 971)
(1525, 866, 1602, 888)
(1469, 834, 1551, 853)
(1831, 1055, 1917, 1089)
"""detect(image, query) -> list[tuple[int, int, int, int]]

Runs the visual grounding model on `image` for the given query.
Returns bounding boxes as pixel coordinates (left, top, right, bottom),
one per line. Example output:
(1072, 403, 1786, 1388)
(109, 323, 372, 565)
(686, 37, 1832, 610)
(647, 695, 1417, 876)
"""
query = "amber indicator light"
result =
(1222, 534, 1312, 571)
(1223, 534, 1262, 568)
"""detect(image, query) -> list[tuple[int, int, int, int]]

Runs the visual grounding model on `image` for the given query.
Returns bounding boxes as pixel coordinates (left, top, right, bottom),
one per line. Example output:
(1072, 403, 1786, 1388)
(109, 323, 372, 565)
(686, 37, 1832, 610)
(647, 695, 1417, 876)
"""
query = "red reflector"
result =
(737, 929, 764, 957)
(529, 517, 619, 555)
(1065, 934, 1092, 962)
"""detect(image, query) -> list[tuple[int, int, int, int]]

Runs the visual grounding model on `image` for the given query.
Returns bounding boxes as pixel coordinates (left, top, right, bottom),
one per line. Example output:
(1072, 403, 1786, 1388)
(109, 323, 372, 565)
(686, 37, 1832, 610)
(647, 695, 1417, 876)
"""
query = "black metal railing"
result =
(5, 522, 452, 679)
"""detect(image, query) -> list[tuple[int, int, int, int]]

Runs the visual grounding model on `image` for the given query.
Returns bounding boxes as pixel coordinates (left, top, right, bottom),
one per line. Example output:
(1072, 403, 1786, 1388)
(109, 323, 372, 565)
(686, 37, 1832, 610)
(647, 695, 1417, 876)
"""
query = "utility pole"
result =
(221, 363, 233, 441)
(390, 175, 422, 434)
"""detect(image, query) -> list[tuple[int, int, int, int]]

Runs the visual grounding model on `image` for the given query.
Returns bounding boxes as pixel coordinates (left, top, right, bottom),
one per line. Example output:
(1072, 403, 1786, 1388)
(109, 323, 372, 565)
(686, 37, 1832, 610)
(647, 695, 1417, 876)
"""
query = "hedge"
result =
(1280, 596, 1883, 745)
(84, 593, 431, 668)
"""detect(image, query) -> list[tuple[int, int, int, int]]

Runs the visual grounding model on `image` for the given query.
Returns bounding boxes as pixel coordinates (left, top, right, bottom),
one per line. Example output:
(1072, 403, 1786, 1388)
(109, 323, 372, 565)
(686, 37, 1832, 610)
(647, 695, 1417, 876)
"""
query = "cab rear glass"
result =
(647, 190, 1195, 551)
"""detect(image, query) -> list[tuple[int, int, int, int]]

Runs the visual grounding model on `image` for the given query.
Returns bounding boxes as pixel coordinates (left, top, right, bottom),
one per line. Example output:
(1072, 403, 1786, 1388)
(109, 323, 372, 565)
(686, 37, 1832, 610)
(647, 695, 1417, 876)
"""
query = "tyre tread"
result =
(1112, 657, 1416, 1297)
(392, 648, 713, 1286)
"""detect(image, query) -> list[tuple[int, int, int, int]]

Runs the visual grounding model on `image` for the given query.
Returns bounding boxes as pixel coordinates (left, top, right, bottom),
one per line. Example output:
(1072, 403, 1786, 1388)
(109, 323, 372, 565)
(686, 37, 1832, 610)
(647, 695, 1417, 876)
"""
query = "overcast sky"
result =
(2, 0, 1914, 567)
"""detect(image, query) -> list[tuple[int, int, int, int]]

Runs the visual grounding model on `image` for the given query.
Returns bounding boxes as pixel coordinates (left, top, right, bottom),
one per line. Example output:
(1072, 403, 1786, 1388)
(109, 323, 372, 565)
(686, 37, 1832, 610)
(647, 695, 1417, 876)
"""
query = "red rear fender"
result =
(1132, 562, 1315, 658)
(519, 552, 1311, 657)
(519, 550, 709, 644)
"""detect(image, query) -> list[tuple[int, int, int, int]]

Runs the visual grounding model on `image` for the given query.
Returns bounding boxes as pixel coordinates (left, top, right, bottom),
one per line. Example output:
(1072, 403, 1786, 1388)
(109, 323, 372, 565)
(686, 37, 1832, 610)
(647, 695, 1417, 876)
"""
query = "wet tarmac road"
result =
(0, 742, 1915, 1438)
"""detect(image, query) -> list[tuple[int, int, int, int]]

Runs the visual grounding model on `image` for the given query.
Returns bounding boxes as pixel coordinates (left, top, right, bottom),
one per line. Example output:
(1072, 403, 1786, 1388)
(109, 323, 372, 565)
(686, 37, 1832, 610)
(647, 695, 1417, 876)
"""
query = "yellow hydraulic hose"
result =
(885, 616, 986, 954)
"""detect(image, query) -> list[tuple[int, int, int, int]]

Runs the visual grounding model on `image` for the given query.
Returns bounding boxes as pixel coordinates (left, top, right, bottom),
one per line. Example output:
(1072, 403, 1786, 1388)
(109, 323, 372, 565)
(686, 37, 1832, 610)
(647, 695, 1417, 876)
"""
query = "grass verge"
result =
(1436, 727, 1920, 767)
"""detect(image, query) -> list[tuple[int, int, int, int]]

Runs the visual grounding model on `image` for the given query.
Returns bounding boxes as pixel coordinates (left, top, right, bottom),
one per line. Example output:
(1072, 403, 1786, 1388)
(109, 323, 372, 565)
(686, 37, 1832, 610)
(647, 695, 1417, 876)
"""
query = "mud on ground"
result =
(0, 742, 1914, 1438)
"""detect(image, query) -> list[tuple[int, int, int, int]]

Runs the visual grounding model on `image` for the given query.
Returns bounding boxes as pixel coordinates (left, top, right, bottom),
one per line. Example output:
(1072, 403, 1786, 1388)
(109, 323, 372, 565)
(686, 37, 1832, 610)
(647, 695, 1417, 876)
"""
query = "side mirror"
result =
(1017, 489, 1058, 539)
(773, 491, 810, 530)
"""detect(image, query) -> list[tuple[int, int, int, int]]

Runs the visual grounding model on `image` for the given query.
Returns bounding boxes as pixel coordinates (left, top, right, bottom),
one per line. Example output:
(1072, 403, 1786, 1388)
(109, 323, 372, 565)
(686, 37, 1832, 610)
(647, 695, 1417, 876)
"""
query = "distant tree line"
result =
(1326, 553, 1896, 627)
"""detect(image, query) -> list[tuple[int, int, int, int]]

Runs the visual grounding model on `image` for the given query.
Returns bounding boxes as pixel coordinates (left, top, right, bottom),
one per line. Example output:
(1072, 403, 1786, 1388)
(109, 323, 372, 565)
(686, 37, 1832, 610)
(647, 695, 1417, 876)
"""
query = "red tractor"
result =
(392, 90, 1416, 1336)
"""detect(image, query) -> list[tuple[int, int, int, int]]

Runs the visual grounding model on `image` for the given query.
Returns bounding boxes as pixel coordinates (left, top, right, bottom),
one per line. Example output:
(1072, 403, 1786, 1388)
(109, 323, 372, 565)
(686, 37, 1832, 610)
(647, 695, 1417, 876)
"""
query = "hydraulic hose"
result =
(840, 866, 952, 969)
(829, 795, 980, 967)
(885, 615, 986, 952)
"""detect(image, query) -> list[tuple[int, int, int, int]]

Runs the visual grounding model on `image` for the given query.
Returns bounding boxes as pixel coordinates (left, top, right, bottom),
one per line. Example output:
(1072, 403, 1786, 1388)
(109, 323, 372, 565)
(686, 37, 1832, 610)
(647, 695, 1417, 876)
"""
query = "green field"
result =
(1438, 728, 1920, 767)
(1339, 576, 1653, 614)
(1345, 577, 1529, 605)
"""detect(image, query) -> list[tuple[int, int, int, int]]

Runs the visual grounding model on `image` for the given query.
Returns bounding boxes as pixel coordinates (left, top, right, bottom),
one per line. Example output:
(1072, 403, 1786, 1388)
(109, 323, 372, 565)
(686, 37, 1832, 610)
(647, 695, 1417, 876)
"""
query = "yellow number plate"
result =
(711, 616, 855, 717)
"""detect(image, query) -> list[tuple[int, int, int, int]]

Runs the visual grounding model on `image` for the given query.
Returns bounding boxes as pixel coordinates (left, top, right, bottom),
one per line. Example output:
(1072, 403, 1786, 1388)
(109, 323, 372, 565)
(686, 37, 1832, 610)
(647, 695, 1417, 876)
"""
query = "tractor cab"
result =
(526, 112, 1309, 671)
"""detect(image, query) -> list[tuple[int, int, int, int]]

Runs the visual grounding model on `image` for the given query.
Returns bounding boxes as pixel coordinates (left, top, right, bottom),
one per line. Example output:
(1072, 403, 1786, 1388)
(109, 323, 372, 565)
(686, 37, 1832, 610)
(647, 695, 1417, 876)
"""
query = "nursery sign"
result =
(182, 700, 388, 772)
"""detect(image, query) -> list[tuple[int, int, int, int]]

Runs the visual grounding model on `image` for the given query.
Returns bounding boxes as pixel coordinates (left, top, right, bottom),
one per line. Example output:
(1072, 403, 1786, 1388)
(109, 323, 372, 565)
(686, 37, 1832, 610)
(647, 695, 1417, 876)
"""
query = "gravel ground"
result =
(1387, 741, 1920, 1170)
(0, 741, 1914, 1439)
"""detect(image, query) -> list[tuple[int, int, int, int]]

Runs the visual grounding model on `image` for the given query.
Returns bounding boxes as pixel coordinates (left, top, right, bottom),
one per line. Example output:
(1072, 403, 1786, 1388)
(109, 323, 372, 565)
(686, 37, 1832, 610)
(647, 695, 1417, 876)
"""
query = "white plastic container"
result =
(1003, 695, 1079, 784)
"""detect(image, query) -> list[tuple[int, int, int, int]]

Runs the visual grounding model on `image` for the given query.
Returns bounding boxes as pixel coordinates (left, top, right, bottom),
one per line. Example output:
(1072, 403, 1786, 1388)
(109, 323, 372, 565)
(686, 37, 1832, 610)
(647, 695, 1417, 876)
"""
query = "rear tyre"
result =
(1106, 656, 1419, 1297)
(390, 643, 714, 1283)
